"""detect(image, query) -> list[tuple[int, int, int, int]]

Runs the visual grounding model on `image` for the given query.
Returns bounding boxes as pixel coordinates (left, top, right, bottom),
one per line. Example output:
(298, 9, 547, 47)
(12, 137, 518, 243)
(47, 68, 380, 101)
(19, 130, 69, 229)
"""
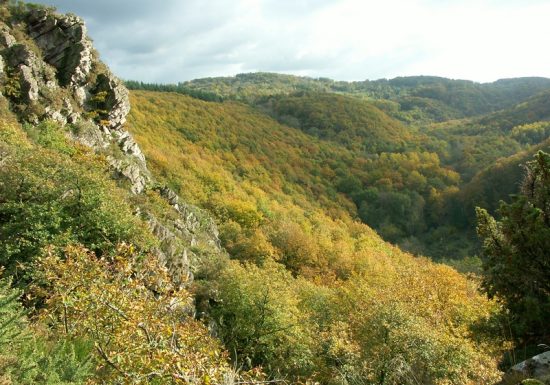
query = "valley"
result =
(0, 2, 548, 385)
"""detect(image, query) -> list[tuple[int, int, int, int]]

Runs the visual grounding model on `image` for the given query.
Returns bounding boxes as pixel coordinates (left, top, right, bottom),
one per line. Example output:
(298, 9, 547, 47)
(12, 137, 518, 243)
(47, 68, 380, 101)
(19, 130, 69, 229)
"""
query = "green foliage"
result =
(5, 12, 550, 381)
(258, 92, 413, 153)
(129, 89, 506, 384)
(127, 75, 550, 259)
(24, 120, 76, 155)
(2, 66, 22, 99)
(206, 254, 504, 384)
(172, 73, 550, 123)
(84, 90, 110, 125)
(34, 244, 239, 385)
(479, 90, 550, 132)
(326, 301, 486, 384)
(210, 260, 316, 379)
(4, 1, 56, 21)
(0, 120, 155, 279)
(128, 90, 466, 260)
(476, 151, 550, 341)
(320, 262, 505, 385)
(511, 121, 550, 145)
(0, 274, 93, 385)
(125, 80, 224, 102)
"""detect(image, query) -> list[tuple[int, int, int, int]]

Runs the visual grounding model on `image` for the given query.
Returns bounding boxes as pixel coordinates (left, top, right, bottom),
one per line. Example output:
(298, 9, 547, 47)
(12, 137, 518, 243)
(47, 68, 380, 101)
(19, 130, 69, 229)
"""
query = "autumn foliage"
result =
(33, 244, 235, 385)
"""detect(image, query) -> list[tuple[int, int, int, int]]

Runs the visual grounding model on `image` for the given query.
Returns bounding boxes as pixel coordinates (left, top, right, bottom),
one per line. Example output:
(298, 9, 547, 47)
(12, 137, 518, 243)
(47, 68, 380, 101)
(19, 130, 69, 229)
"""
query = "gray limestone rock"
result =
(44, 106, 66, 125)
(108, 156, 149, 194)
(147, 214, 192, 288)
(0, 55, 4, 93)
(27, 9, 92, 87)
(0, 8, 141, 193)
(92, 72, 131, 130)
(4, 44, 57, 106)
(113, 130, 146, 163)
(68, 120, 109, 149)
(157, 186, 222, 251)
(0, 24, 16, 48)
(19, 64, 39, 101)
(509, 351, 550, 384)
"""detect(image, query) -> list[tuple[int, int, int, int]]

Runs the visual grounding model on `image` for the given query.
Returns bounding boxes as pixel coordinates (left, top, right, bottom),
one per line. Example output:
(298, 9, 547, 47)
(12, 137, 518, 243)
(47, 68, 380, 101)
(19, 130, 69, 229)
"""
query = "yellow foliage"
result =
(126, 90, 506, 383)
(34, 244, 235, 385)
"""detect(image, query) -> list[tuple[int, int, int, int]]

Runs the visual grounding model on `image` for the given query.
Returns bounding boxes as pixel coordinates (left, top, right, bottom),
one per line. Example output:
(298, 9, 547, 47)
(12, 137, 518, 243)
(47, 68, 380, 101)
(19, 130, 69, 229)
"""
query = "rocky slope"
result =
(0, 4, 219, 286)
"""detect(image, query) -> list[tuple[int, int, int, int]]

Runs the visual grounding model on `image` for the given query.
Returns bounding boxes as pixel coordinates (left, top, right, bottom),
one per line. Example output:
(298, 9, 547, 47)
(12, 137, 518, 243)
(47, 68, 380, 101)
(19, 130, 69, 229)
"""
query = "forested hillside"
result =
(1, 2, 549, 385)
(127, 74, 550, 378)
(128, 73, 550, 122)
(126, 90, 505, 384)
(129, 73, 550, 260)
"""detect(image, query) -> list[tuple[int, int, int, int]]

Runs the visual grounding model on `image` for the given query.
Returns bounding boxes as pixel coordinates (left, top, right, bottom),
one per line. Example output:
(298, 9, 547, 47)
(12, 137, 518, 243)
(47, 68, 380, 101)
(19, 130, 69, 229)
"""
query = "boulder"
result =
(510, 351, 550, 384)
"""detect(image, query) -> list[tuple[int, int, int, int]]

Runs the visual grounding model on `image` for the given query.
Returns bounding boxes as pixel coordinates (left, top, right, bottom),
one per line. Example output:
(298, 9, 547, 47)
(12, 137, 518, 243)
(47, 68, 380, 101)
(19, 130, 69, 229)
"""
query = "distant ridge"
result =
(127, 73, 550, 122)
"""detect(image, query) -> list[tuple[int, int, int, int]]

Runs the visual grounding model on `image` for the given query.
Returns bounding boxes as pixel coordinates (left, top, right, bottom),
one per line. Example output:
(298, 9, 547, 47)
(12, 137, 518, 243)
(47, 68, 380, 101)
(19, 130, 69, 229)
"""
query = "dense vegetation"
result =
(125, 75, 550, 375)
(127, 90, 505, 384)
(0, 89, 508, 384)
(169, 73, 550, 122)
(1, 2, 549, 384)
(127, 91, 462, 261)
(0, 101, 246, 383)
(476, 151, 550, 344)
(128, 75, 550, 260)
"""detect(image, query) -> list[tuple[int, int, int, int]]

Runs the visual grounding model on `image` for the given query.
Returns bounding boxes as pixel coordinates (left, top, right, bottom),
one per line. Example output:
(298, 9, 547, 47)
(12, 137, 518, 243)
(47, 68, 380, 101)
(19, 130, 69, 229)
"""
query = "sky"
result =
(33, 0, 550, 84)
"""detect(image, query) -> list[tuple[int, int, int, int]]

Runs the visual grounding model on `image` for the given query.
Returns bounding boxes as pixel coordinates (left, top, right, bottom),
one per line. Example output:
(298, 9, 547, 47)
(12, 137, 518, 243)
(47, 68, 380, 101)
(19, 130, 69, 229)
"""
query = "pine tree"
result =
(476, 151, 550, 342)
(0, 274, 93, 384)
(0, 275, 35, 383)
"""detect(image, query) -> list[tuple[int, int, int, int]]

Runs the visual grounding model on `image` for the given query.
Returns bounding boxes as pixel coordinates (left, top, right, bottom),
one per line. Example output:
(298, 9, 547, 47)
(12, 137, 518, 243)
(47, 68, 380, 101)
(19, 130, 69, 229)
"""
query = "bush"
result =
(209, 259, 316, 379)
(33, 244, 237, 384)
(0, 273, 93, 385)
(0, 143, 155, 278)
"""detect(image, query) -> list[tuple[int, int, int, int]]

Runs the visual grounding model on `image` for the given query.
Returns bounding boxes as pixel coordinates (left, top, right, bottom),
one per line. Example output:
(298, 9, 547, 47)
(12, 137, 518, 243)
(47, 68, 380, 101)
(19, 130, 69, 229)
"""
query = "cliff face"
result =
(0, 6, 146, 190)
(0, 4, 220, 285)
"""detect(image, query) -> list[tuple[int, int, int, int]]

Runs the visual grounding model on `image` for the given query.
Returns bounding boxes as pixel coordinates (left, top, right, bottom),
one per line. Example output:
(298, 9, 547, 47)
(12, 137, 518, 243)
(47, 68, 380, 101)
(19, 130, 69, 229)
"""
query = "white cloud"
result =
(33, 0, 550, 83)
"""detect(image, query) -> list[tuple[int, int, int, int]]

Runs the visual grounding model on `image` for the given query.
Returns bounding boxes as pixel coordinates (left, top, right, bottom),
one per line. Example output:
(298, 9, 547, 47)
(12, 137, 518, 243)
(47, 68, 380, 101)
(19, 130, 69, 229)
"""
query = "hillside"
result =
(128, 90, 469, 258)
(128, 72, 550, 260)
(139, 73, 550, 123)
(256, 92, 415, 153)
(459, 138, 550, 220)
(423, 90, 550, 181)
(127, 89, 505, 382)
(0, 2, 548, 385)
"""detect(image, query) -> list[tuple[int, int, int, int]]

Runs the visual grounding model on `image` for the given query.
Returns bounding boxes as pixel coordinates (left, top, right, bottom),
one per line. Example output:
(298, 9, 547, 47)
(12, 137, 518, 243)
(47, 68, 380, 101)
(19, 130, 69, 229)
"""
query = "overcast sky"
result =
(33, 0, 550, 84)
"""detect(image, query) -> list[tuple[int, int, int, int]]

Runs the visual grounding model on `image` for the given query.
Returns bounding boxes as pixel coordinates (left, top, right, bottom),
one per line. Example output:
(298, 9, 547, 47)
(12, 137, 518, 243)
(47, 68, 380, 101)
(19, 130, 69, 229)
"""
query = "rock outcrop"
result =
(26, 8, 92, 87)
(0, 6, 147, 192)
(0, 3, 222, 285)
(147, 186, 222, 287)
(509, 351, 550, 385)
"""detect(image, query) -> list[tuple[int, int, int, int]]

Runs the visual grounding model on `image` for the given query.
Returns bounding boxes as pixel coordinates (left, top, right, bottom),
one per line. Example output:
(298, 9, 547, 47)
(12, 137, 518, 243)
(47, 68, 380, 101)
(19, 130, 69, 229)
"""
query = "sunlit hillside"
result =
(1, 2, 549, 384)
(127, 89, 505, 384)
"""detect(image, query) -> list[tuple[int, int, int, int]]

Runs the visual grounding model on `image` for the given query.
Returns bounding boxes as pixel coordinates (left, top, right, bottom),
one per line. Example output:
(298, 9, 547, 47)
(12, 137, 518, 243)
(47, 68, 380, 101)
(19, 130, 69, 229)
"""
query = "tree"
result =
(33, 244, 238, 385)
(209, 259, 316, 380)
(476, 151, 550, 341)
